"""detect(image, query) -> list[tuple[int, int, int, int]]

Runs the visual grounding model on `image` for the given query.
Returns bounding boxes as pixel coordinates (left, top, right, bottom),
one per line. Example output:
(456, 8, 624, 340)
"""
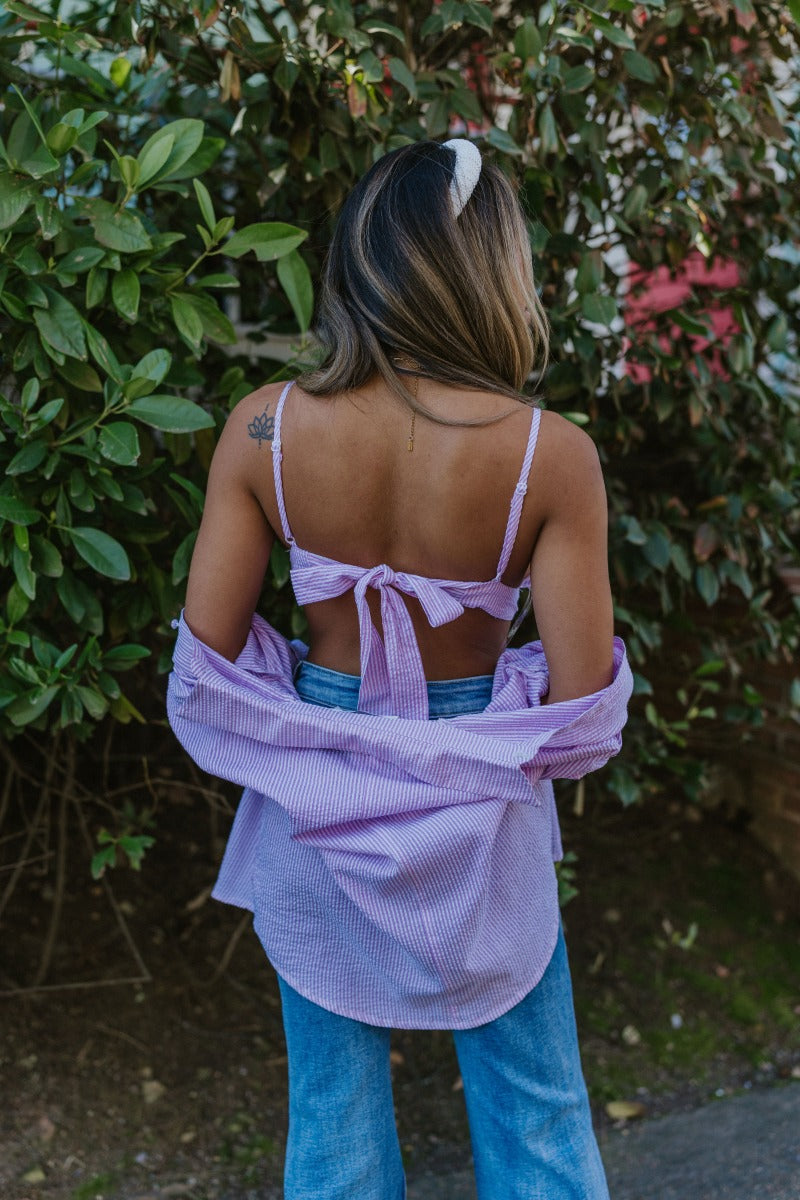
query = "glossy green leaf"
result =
(7, 440, 47, 475)
(170, 294, 204, 349)
(361, 19, 405, 41)
(718, 559, 753, 599)
(358, 49, 385, 83)
(33, 399, 65, 427)
(463, 1, 493, 33)
(98, 421, 140, 465)
(274, 57, 299, 97)
(167, 136, 225, 183)
(172, 530, 197, 585)
(584, 10, 636, 48)
(57, 359, 103, 393)
(137, 134, 174, 186)
(179, 293, 237, 345)
(46, 122, 79, 156)
(766, 313, 787, 351)
(35, 196, 62, 239)
(4, 0, 48, 20)
(90, 844, 117, 880)
(132, 348, 172, 386)
(563, 65, 594, 92)
(425, 95, 451, 139)
(388, 56, 417, 98)
(69, 526, 131, 580)
(0, 495, 43, 526)
(224, 222, 308, 261)
(623, 50, 658, 83)
(6, 686, 59, 727)
(486, 127, 523, 156)
(12, 543, 36, 598)
(622, 516, 647, 545)
(84, 323, 123, 381)
(514, 17, 542, 59)
(420, 10, 443, 38)
(136, 119, 204, 185)
(643, 530, 671, 570)
(575, 251, 603, 294)
(695, 563, 720, 607)
(6, 581, 30, 625)
(31, 535, 63, 578)
(85, 265, 107, 309)
(111, 268, 140, 322)
(86, 198, 152, 252)
(670, 543, 692, 581)
(34, 291, 87, 359)
(0, 171, 37, 229)
(582, 293, 618, 325)
(277, 249, 313, 333)
(9, 87, 61, 175)
(623, 183, 648, 221)
(193, 177, 215, 230)
(127, 395, 214, 433)
(57, 245, 106, 275)
(103, 643, 151, 669)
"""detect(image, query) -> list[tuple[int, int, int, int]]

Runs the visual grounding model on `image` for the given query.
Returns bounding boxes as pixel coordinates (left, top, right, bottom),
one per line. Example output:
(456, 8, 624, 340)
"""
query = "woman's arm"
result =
(528, 415, 614, 704)
(184, 398, 276, 661)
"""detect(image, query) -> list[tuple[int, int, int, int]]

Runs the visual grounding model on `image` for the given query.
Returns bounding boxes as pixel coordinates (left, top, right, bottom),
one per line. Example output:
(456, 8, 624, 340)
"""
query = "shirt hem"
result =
(211, 886, 254, 912)
(257, 910, 562, 1031)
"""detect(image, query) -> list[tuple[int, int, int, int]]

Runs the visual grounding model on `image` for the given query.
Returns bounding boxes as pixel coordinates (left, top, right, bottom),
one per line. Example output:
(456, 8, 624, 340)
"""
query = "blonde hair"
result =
(299, 141, 549, 422)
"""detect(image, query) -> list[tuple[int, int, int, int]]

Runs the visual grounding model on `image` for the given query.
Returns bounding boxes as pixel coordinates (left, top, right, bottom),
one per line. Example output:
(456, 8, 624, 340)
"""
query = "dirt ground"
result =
(2, 755, 800, 1200)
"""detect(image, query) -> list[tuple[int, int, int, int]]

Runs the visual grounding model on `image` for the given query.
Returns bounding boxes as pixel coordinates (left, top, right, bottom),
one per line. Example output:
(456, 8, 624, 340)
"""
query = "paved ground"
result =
(406, 1083, 800, 1199)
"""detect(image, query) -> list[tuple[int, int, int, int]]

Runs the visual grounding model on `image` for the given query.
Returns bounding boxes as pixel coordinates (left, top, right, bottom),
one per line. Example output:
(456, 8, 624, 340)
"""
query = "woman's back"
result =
(255, 376, 540, 680)
(187, 373, 613, 703)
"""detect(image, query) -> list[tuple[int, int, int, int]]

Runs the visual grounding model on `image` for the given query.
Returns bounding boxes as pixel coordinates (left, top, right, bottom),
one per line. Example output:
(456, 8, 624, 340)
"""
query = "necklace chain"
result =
(407, 372, 418, 453)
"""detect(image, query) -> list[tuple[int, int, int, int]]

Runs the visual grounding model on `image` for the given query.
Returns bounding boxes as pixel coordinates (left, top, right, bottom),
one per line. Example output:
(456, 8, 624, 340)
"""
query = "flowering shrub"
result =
(1, 0, 798, 870)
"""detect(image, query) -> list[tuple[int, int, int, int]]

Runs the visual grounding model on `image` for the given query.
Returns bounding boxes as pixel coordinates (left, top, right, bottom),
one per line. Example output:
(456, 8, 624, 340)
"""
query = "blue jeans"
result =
(281, 663, 609, 1200)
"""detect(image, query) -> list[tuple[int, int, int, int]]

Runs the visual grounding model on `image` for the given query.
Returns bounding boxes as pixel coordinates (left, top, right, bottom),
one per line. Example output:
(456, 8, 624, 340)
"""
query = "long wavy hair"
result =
(298, 141, 549, 423)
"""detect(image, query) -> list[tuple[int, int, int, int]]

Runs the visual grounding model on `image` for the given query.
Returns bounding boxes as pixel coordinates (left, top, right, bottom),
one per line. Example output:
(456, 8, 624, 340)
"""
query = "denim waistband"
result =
(294, 660, 494, 719)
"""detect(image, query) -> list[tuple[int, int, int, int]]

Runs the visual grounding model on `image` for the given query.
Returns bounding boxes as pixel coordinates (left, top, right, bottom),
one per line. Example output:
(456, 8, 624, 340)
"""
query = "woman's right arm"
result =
(184, 393, 277, 662)
(528, 415, 615, 704)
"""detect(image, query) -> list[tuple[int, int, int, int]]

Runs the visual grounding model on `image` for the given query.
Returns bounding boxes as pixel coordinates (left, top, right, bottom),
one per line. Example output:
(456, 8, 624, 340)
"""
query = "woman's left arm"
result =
(184, 398, 276, 661)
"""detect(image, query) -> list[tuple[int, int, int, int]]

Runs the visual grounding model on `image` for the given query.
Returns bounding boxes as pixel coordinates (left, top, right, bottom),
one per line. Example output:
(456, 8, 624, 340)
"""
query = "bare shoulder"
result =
(532, 410, 605, 513)
(537, 408, 600, 464)
(224, 381, 288, 442)
(208, 381, 288, 475)
(536, 410, 603, 476)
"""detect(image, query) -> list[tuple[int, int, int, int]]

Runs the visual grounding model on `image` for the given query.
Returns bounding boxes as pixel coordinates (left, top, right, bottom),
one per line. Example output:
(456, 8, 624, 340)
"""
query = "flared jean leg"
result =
(277, 976, 405, 1200)
(452, 927, 610, 1200)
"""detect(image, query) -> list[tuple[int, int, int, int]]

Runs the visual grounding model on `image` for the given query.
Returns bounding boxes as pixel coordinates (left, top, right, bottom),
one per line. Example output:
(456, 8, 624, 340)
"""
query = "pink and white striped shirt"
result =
(167, 384, 633, 1028)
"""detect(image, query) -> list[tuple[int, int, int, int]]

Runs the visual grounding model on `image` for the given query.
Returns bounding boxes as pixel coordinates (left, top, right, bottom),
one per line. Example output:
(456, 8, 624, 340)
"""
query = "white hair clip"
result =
(442, 138, 481, 217)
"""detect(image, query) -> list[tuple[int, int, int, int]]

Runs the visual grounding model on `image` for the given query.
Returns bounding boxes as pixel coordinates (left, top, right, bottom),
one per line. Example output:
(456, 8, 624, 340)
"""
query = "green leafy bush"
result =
(1, 0, 799, 879)
(0, 6, 308, 737)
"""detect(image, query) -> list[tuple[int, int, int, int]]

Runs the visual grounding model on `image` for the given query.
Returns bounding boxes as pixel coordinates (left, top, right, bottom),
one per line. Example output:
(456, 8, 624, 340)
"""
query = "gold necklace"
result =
(407, 372, 418, 453)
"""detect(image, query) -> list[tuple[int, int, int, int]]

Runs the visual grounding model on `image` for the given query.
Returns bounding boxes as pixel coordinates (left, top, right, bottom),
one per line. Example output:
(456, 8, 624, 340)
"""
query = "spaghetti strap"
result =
(494, 406, 542, 580)
(271, 381, 295, 546)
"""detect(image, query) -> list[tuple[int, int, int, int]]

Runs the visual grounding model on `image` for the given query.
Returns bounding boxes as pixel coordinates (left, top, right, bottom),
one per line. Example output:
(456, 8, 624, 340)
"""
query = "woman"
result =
(169, 139, 632, 1200)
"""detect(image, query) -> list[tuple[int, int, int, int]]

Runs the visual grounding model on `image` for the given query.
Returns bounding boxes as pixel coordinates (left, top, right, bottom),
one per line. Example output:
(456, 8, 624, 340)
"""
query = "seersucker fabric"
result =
(167, 382, 633, 1028)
